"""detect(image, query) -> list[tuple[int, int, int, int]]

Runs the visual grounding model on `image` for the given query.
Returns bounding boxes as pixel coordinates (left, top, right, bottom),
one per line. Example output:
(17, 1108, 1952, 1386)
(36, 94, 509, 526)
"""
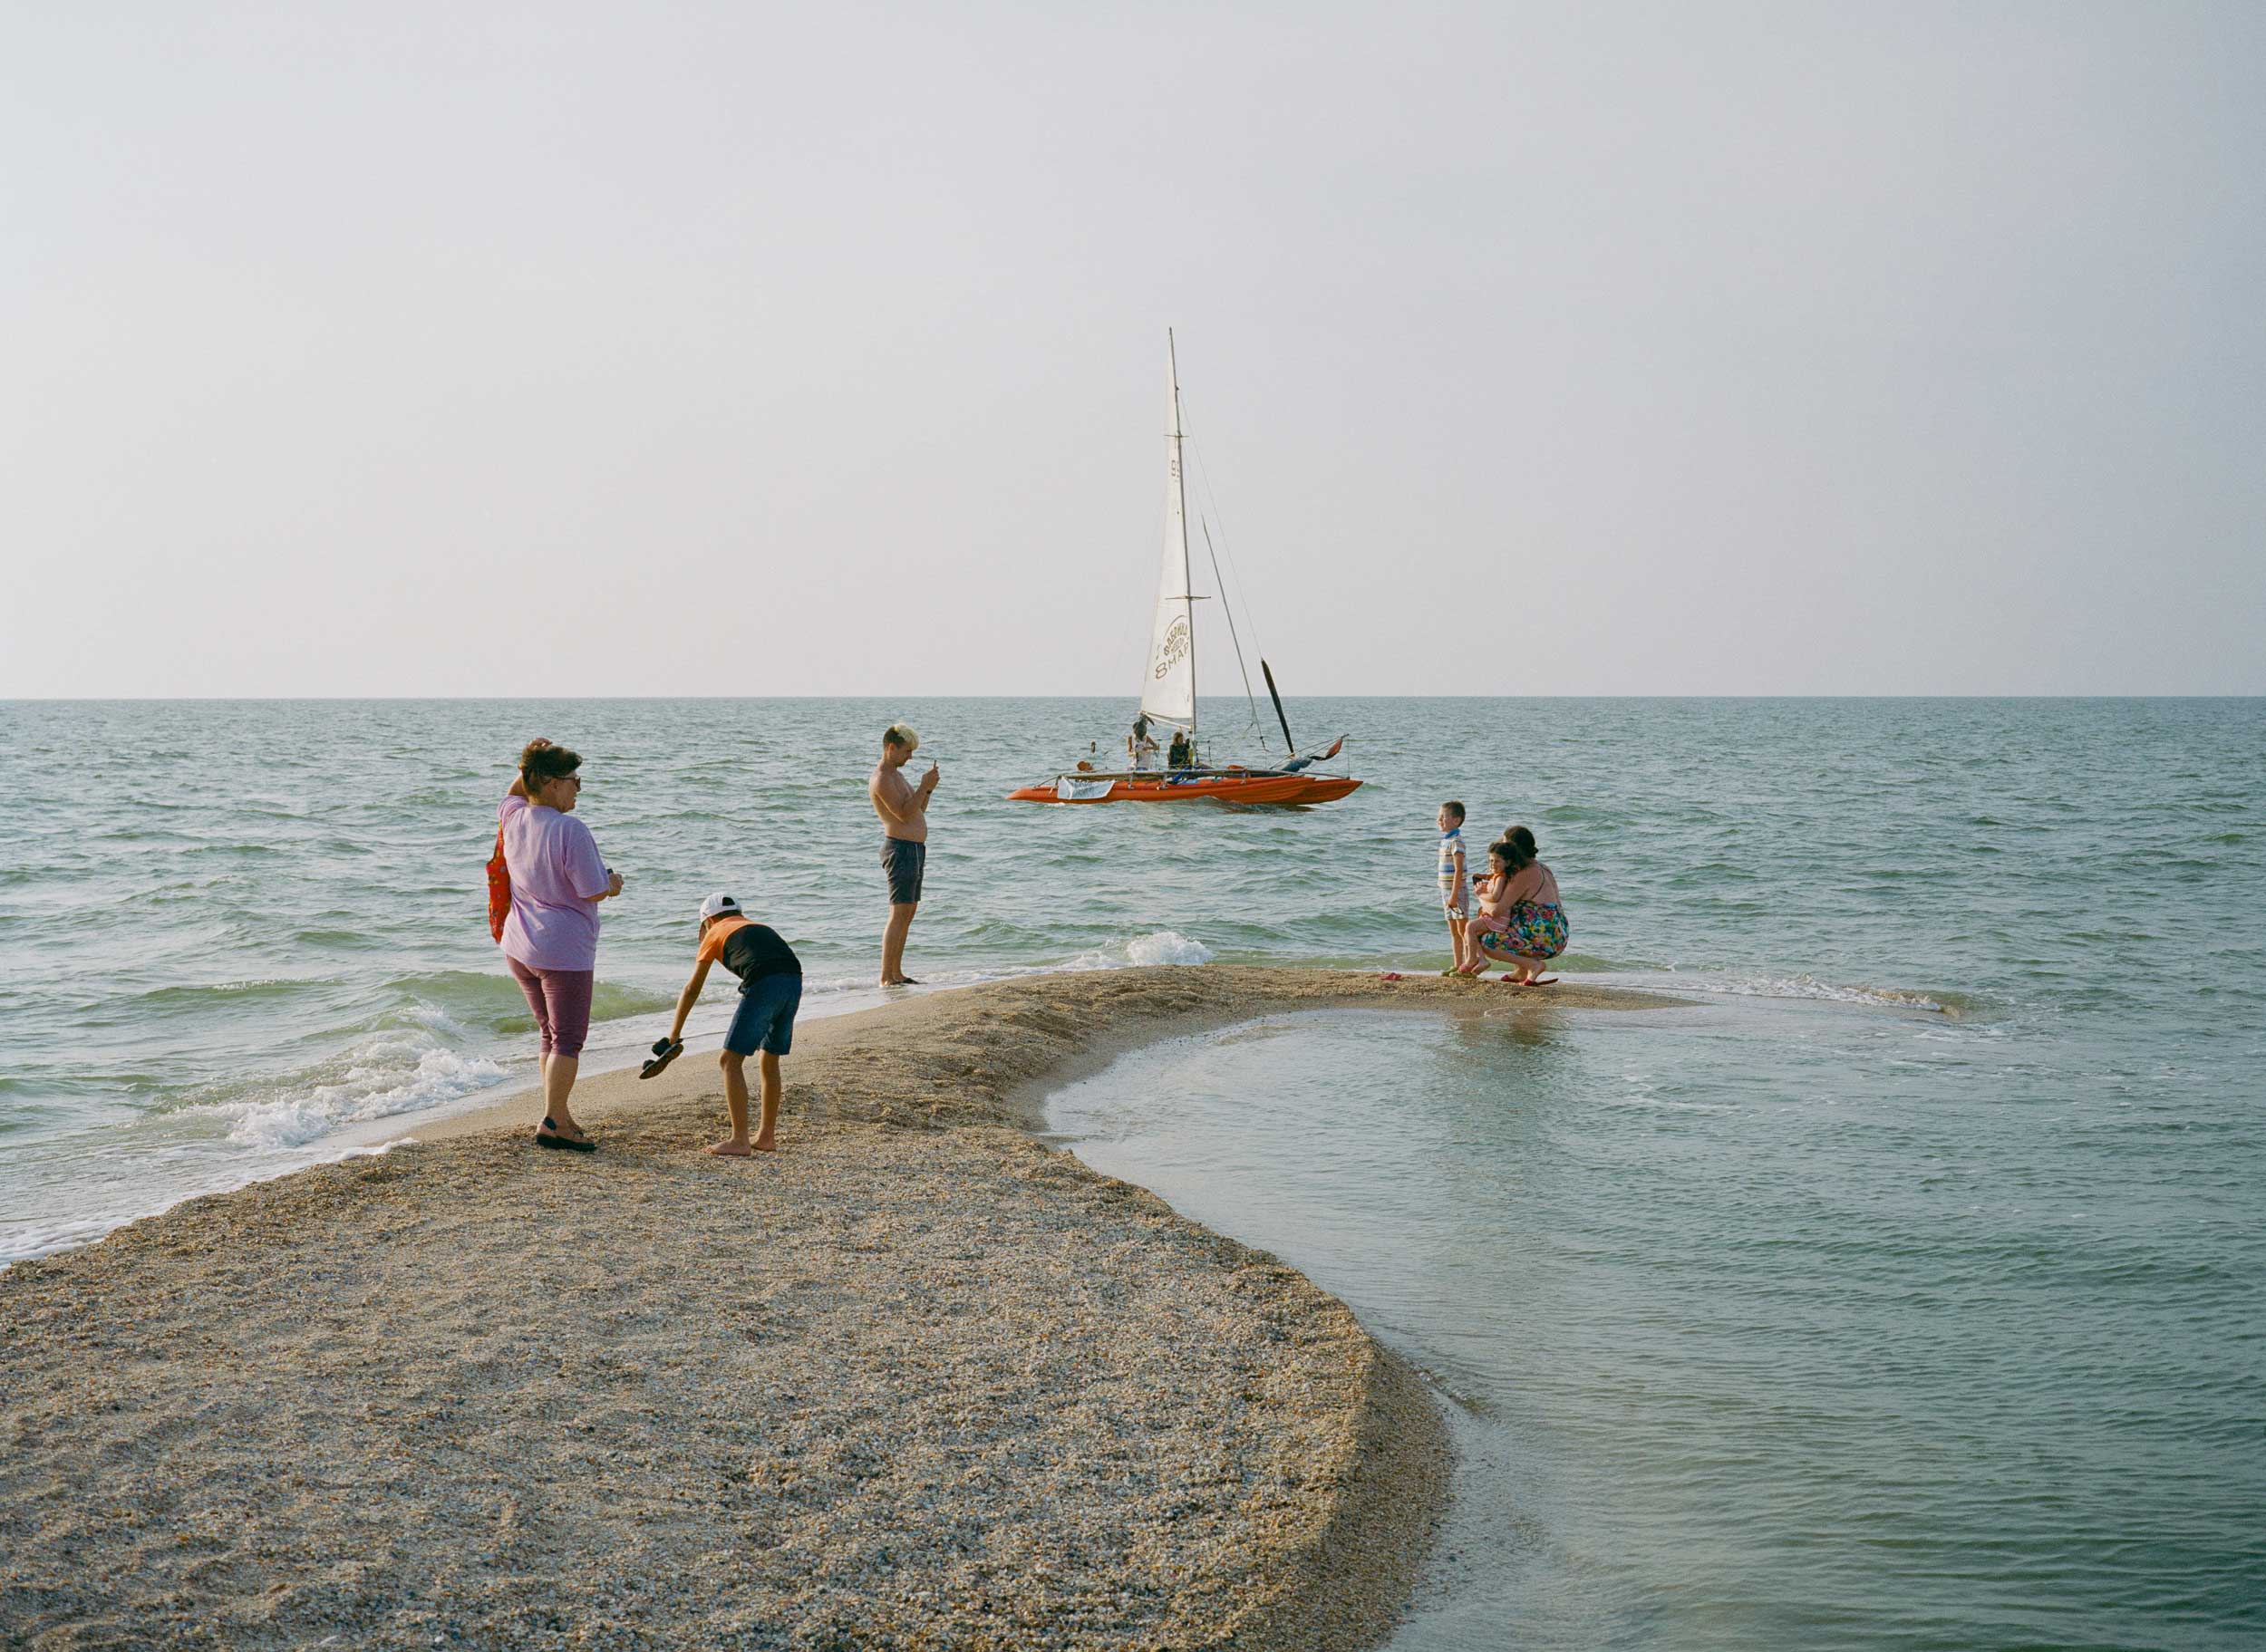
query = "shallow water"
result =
(1048, 1002, 2266, 1649)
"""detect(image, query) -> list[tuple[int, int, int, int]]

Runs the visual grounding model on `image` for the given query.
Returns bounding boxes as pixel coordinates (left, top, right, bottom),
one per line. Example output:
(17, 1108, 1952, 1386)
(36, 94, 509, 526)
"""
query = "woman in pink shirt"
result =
(499, 739, 623, 1151)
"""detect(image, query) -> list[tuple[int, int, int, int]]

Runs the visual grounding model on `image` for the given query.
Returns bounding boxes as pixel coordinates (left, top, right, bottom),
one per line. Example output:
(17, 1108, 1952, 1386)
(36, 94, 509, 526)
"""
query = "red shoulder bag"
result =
(486, 826, 510, 942)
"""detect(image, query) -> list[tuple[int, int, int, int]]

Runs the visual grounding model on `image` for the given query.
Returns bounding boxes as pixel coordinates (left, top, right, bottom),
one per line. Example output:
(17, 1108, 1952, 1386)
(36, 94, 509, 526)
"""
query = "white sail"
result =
(1141, 331, 1196, 729)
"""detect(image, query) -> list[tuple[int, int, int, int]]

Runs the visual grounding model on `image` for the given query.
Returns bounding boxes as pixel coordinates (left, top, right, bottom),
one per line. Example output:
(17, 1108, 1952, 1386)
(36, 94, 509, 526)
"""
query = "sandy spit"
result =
(1, 966, 1674, 1649)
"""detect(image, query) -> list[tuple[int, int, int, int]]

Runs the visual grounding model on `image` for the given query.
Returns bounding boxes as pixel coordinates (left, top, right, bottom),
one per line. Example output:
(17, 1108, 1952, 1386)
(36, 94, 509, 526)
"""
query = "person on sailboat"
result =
(1167, 729, 1193, 770)
(1128, 713, 1158, 771)
(869, 724, 936, 987)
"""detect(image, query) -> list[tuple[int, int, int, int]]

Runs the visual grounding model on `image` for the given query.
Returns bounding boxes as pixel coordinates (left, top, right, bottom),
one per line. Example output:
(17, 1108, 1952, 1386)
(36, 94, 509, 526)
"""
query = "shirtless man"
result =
(867, 723, 937, 986)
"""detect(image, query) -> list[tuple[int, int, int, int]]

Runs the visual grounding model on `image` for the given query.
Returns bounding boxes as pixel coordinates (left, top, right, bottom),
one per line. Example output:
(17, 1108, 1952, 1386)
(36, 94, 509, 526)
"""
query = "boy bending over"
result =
(656, 894, 803, 1156)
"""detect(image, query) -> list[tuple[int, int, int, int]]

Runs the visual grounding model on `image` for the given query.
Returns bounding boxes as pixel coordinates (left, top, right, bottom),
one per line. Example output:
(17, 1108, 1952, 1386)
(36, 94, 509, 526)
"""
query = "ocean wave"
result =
(1554, 950, 1674, 975)
(794, 971, 887, 1000)
(1064, 931, 1215, 970)
(89, 826, 198, 845)
(291, 925, 383, 949)
(1128, 931, 1215, 966)
(782, 936, 1214, 1000)
(373, 971, 675, 1034)
(1700, 974, 1958, 1013)
(139, 978, 315, 1009)
(131, 970, 663, 1031)
(187, 1028, 510, 1150)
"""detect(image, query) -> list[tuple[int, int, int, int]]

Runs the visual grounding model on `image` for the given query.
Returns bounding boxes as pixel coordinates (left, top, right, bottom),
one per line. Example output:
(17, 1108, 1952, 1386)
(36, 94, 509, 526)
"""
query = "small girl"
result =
(1458, 826, 1570, 984)
(1456, 842, 1519, 974)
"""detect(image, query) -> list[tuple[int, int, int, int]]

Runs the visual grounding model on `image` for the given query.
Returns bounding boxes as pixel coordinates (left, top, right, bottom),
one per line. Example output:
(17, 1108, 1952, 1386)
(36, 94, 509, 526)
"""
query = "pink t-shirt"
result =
(497, 794, 610, 972)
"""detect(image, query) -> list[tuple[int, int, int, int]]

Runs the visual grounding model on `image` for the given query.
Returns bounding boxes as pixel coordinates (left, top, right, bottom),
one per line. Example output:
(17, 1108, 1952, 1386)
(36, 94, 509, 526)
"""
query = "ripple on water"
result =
(1049, 1004, 2265, 1650)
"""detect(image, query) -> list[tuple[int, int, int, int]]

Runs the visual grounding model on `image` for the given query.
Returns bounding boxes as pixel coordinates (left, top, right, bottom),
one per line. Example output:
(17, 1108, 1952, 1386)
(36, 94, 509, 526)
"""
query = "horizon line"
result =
(6, 692, 2263, 704)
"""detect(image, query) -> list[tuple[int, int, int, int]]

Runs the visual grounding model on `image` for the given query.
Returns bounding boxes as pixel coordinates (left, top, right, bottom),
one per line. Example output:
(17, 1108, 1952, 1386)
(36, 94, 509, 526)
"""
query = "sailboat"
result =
(1008, 333, 1361, 807)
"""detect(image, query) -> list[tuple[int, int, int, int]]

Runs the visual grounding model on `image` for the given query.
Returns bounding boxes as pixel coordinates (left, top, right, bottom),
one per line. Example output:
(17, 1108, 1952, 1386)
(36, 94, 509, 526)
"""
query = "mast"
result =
(1141, 330, 1198, 736)
(1171, 331, 1195, 738)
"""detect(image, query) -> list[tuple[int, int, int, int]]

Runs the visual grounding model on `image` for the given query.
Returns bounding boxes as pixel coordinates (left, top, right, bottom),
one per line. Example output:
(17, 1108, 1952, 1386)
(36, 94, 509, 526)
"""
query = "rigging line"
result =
(1202, 517, 1267, 748)
(1179, 414, 1268, 675)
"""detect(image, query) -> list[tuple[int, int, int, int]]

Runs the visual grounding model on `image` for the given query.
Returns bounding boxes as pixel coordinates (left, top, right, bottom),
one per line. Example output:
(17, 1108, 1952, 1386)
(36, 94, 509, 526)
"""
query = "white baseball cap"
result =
(698, 893, 741, 922)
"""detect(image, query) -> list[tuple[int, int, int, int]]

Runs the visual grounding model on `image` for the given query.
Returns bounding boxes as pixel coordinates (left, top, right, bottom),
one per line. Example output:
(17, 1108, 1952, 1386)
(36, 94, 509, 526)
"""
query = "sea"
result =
(3, 696, 2261, 1647)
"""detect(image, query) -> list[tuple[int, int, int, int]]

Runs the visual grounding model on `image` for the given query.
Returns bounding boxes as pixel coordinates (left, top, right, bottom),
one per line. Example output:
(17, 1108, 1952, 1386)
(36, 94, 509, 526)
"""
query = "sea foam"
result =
(190, 1029, 509, 1150)
(1702, 973, 1948, 1012)
(1064, 931, 1215, 971)
(1124, 931, 1214, 967)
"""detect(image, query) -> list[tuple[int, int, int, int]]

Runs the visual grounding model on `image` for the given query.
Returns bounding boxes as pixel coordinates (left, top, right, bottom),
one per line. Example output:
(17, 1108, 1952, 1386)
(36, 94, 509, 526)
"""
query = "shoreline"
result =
(405, 964, 1672, 1147)
(2, 966, 1678, 1648)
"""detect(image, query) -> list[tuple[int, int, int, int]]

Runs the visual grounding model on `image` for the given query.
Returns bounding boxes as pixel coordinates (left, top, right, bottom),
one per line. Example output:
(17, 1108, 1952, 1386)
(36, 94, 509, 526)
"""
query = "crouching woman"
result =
(1476, 826, 1570, 985)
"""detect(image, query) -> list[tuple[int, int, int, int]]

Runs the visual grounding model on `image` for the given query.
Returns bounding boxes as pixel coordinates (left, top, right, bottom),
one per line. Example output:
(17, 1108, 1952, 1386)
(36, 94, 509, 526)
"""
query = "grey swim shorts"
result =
(882, 836, 926, 905)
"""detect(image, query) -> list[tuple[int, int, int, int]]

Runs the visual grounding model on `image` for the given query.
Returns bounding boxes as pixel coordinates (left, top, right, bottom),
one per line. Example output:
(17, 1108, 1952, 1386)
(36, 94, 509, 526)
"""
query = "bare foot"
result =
(750, 1135, 778, 1154)
(706, 1138, 752, 1157)
(880, 976, 920, 987)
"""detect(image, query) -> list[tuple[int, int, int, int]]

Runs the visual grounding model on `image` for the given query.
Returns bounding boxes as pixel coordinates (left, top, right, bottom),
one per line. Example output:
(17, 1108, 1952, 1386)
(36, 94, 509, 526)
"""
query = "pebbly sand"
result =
(1, 966, 1675, 1649)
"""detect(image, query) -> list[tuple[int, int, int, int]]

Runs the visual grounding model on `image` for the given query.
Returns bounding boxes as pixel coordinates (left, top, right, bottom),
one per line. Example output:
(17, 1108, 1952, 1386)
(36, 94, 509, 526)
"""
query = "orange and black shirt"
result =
(696, 915, 801, 986)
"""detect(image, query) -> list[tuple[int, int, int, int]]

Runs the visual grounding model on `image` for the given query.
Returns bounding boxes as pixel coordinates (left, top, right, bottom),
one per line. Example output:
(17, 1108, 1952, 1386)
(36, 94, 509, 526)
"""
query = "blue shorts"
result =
(723, 972, 801, 1057)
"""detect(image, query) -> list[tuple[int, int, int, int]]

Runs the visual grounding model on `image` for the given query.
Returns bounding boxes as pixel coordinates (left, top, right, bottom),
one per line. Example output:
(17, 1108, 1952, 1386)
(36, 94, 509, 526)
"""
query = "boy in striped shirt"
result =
(1438, 801, 1469, 966)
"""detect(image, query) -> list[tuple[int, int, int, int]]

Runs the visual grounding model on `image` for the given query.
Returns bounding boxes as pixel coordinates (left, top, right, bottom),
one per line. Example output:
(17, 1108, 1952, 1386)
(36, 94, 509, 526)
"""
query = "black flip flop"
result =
(535, 1118, 596, 1153)
(640, 1038, 684, 1080)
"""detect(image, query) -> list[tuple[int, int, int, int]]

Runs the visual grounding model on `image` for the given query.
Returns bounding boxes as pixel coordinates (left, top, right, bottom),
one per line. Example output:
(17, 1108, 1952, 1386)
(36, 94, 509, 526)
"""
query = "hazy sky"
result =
(5, 2, 2261, 697)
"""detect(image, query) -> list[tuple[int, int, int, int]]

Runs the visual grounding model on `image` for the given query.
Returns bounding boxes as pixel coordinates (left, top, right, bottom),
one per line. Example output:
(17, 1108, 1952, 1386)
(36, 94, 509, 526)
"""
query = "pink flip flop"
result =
(1379, 971, 1405, 981)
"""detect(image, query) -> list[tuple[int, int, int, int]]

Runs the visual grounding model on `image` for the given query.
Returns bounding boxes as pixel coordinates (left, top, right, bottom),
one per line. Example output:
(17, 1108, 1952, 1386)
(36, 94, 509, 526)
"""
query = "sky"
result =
(4, 1, 2261, 698)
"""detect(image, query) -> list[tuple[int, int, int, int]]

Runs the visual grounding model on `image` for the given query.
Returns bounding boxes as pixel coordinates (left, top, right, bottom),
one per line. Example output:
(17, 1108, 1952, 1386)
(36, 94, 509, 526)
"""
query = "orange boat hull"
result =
(1275, 774, 1361, 804)
(1008, 772, 1361, 806)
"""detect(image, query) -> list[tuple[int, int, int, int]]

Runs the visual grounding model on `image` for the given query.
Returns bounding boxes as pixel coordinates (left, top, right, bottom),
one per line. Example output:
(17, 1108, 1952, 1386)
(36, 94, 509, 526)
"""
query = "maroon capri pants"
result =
(505, 957, 595, 1058)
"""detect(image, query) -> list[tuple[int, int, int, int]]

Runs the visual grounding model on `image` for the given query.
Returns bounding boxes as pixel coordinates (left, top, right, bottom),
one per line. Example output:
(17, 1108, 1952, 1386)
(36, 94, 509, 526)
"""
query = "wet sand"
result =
(1, 966, 1674, 1648)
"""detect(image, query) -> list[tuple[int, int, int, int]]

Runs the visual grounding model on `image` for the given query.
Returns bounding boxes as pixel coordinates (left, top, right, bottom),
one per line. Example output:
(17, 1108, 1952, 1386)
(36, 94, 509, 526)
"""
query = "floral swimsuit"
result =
(1476, 865, 1570, 960)
(1484, 899, 1569, 961)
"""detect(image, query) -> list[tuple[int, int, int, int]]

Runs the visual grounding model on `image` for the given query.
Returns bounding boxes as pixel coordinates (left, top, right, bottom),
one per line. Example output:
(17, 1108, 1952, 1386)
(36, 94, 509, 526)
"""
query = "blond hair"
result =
(883, 723, 919, 751)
